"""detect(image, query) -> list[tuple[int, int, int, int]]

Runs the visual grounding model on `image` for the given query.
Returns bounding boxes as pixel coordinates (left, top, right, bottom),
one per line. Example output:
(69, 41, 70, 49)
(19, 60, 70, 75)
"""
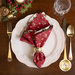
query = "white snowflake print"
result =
(28, 36, 30, 38)
(42, 17, 44, 19)
(35, 37, 38, 39)
(42, 21, 46, 25)
(40, 34, 41, 36)
(32, 22, 35, 26)
(30, 26, 32, 28)
(45, 34, 47, 37)
(49, 30, 51, 32)
(42, 38, 44, 40)
(37, 56, 39, 61)
(39, 43, 41, 45)
(44, 42, 45, 44)
(43, 22, 46, 25)
(34, 60, 36, 62)
(38, 22, 41, 24)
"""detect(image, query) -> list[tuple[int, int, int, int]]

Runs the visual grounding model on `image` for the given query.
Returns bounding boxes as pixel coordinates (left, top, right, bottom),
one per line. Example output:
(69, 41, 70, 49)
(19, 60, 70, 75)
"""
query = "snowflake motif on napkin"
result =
(20, 12, 53, 68)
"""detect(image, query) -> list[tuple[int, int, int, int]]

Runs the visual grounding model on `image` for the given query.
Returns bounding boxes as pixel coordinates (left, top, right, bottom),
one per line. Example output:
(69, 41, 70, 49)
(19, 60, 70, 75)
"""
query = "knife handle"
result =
(64, 43, 67, 60)
(7, 36, 12, 62)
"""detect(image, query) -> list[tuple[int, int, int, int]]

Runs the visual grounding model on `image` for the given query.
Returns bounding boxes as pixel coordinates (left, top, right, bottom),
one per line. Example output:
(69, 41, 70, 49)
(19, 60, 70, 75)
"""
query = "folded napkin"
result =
(20, 13, 53, 68)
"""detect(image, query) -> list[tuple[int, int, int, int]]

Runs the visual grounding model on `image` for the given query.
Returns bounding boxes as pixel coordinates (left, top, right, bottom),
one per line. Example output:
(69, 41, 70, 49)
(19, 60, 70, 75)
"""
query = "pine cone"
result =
(0, 7, 9, 16)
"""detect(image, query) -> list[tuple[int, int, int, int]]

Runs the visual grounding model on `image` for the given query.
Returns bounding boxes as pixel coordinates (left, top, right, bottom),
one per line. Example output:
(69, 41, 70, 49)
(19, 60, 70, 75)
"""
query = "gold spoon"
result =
(67, 25, 74, 60)
(59, 19, 72, 72)
(59, 43, 72, 72)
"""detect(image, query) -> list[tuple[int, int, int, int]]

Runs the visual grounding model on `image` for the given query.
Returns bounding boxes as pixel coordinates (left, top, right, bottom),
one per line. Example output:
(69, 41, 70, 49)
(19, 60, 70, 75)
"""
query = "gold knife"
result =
(62, 18, 67, 59)
(7, 22, 12, 62)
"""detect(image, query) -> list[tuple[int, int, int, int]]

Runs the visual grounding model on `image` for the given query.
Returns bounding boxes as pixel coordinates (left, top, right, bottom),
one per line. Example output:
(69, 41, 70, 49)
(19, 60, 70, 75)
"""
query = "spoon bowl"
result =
(59, 59, 72, 72)
(59, 43, 72, 72)
(67, 25, 74, 37)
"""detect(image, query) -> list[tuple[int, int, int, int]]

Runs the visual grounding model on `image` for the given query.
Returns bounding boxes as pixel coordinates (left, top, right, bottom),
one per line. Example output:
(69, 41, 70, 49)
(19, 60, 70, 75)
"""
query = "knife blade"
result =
(62, 18, 66, 34)
(62, 18, 67, 60)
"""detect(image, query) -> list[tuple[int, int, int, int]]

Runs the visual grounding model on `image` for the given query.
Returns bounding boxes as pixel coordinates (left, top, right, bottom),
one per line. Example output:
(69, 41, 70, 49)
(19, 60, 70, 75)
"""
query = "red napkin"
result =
(20, 13, 53, 68)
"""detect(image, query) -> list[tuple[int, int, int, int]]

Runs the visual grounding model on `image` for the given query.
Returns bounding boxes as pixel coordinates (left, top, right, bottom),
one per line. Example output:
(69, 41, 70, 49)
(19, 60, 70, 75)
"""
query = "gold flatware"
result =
(7, 22, 12, 62)
(59, 19, 72, 72)
(67, 25, 74, 60)
(59, 44, 72, 72)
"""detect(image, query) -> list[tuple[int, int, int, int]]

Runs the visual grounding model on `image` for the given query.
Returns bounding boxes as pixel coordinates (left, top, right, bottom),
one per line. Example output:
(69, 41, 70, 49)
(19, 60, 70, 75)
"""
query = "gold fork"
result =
(7, 22, 12, 62)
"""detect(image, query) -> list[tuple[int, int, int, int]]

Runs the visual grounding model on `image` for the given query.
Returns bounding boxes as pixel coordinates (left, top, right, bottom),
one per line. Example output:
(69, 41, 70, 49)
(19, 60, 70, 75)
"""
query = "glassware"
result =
(53, 0, 71, 16)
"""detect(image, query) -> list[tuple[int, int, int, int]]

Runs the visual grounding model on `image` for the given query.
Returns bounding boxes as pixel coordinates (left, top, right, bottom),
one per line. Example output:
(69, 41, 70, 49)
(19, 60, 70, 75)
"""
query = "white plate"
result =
(11, 14, 65, 68)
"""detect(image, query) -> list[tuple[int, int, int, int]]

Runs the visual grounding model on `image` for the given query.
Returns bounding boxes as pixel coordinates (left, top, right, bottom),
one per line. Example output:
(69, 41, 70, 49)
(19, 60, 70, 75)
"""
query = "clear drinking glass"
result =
(53, 0, 71, 16)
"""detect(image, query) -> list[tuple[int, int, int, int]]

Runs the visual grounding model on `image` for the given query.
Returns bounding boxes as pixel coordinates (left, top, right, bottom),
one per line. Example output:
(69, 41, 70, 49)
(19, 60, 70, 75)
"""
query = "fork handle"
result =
(7, 38, 12, 62)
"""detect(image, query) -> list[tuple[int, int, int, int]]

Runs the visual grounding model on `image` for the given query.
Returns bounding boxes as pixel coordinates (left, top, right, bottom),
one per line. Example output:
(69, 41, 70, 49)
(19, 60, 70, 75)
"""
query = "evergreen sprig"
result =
(1, 0, 33, 21)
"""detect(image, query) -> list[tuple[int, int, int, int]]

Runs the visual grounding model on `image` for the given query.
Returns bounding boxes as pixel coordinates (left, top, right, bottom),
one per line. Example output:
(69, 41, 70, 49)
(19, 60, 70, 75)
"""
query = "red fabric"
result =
(20, 13, 53, 68)
(33, 52, 45, 68)
(26, 13, 49, 31)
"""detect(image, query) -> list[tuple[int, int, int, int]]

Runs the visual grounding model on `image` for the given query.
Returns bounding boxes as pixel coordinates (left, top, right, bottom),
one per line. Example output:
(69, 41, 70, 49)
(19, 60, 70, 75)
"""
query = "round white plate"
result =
(11, 14, 65, 68)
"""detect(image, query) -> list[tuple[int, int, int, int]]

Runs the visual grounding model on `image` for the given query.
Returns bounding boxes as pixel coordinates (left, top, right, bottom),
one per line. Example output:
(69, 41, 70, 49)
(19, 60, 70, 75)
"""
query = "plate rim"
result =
(11, 14, 65, 68)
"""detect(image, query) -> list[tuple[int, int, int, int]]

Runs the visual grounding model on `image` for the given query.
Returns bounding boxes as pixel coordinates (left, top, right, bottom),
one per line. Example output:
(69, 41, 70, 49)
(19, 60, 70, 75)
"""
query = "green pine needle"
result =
(1, 0, 33, 21)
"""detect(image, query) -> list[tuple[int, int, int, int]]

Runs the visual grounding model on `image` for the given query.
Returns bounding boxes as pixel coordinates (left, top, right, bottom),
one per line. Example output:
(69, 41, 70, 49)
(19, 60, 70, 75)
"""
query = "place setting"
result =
(0, 0, 74, 72)
(11, 12, 65, 68)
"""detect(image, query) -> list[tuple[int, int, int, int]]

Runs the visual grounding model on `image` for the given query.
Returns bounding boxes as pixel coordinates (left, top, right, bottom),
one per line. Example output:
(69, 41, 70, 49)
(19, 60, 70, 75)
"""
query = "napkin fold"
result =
(20, 12, 53, 68)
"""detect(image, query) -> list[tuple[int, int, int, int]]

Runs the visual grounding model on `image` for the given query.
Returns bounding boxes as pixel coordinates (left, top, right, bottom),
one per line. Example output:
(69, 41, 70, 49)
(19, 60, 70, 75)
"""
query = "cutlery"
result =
(67, 25, 74, 60)
(7, 22, 12, 62)
(59, 18, 72, 72)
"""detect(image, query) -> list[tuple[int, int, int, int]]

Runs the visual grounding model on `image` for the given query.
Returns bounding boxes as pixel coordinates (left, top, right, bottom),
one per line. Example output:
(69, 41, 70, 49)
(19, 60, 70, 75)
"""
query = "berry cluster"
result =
(1, 0, 33, 21)
(6, 0, 32, 13)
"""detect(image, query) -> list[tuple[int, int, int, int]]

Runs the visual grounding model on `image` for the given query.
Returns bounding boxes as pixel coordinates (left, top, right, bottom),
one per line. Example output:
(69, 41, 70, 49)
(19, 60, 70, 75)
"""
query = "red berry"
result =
(23, 2, 25, 4)
(16, 5, 18, 7)
(21, 4, 23, 6)
(26, 3, 28, 5)
(11, 4, 13, 6)
(15, 8, 17, 10)
(10, 1, 12, 3)
(14, 2, 16, 4)
(19, 7, 22, 9)
(18, 8, 20, 10)
(18, 10, 20, 12)
(29, 1, 31, 3)
(7, 0, 10, 3)
(8, 0, 10, 1)
(25, 0, 28, 2)
(23, 7, 25, 9)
